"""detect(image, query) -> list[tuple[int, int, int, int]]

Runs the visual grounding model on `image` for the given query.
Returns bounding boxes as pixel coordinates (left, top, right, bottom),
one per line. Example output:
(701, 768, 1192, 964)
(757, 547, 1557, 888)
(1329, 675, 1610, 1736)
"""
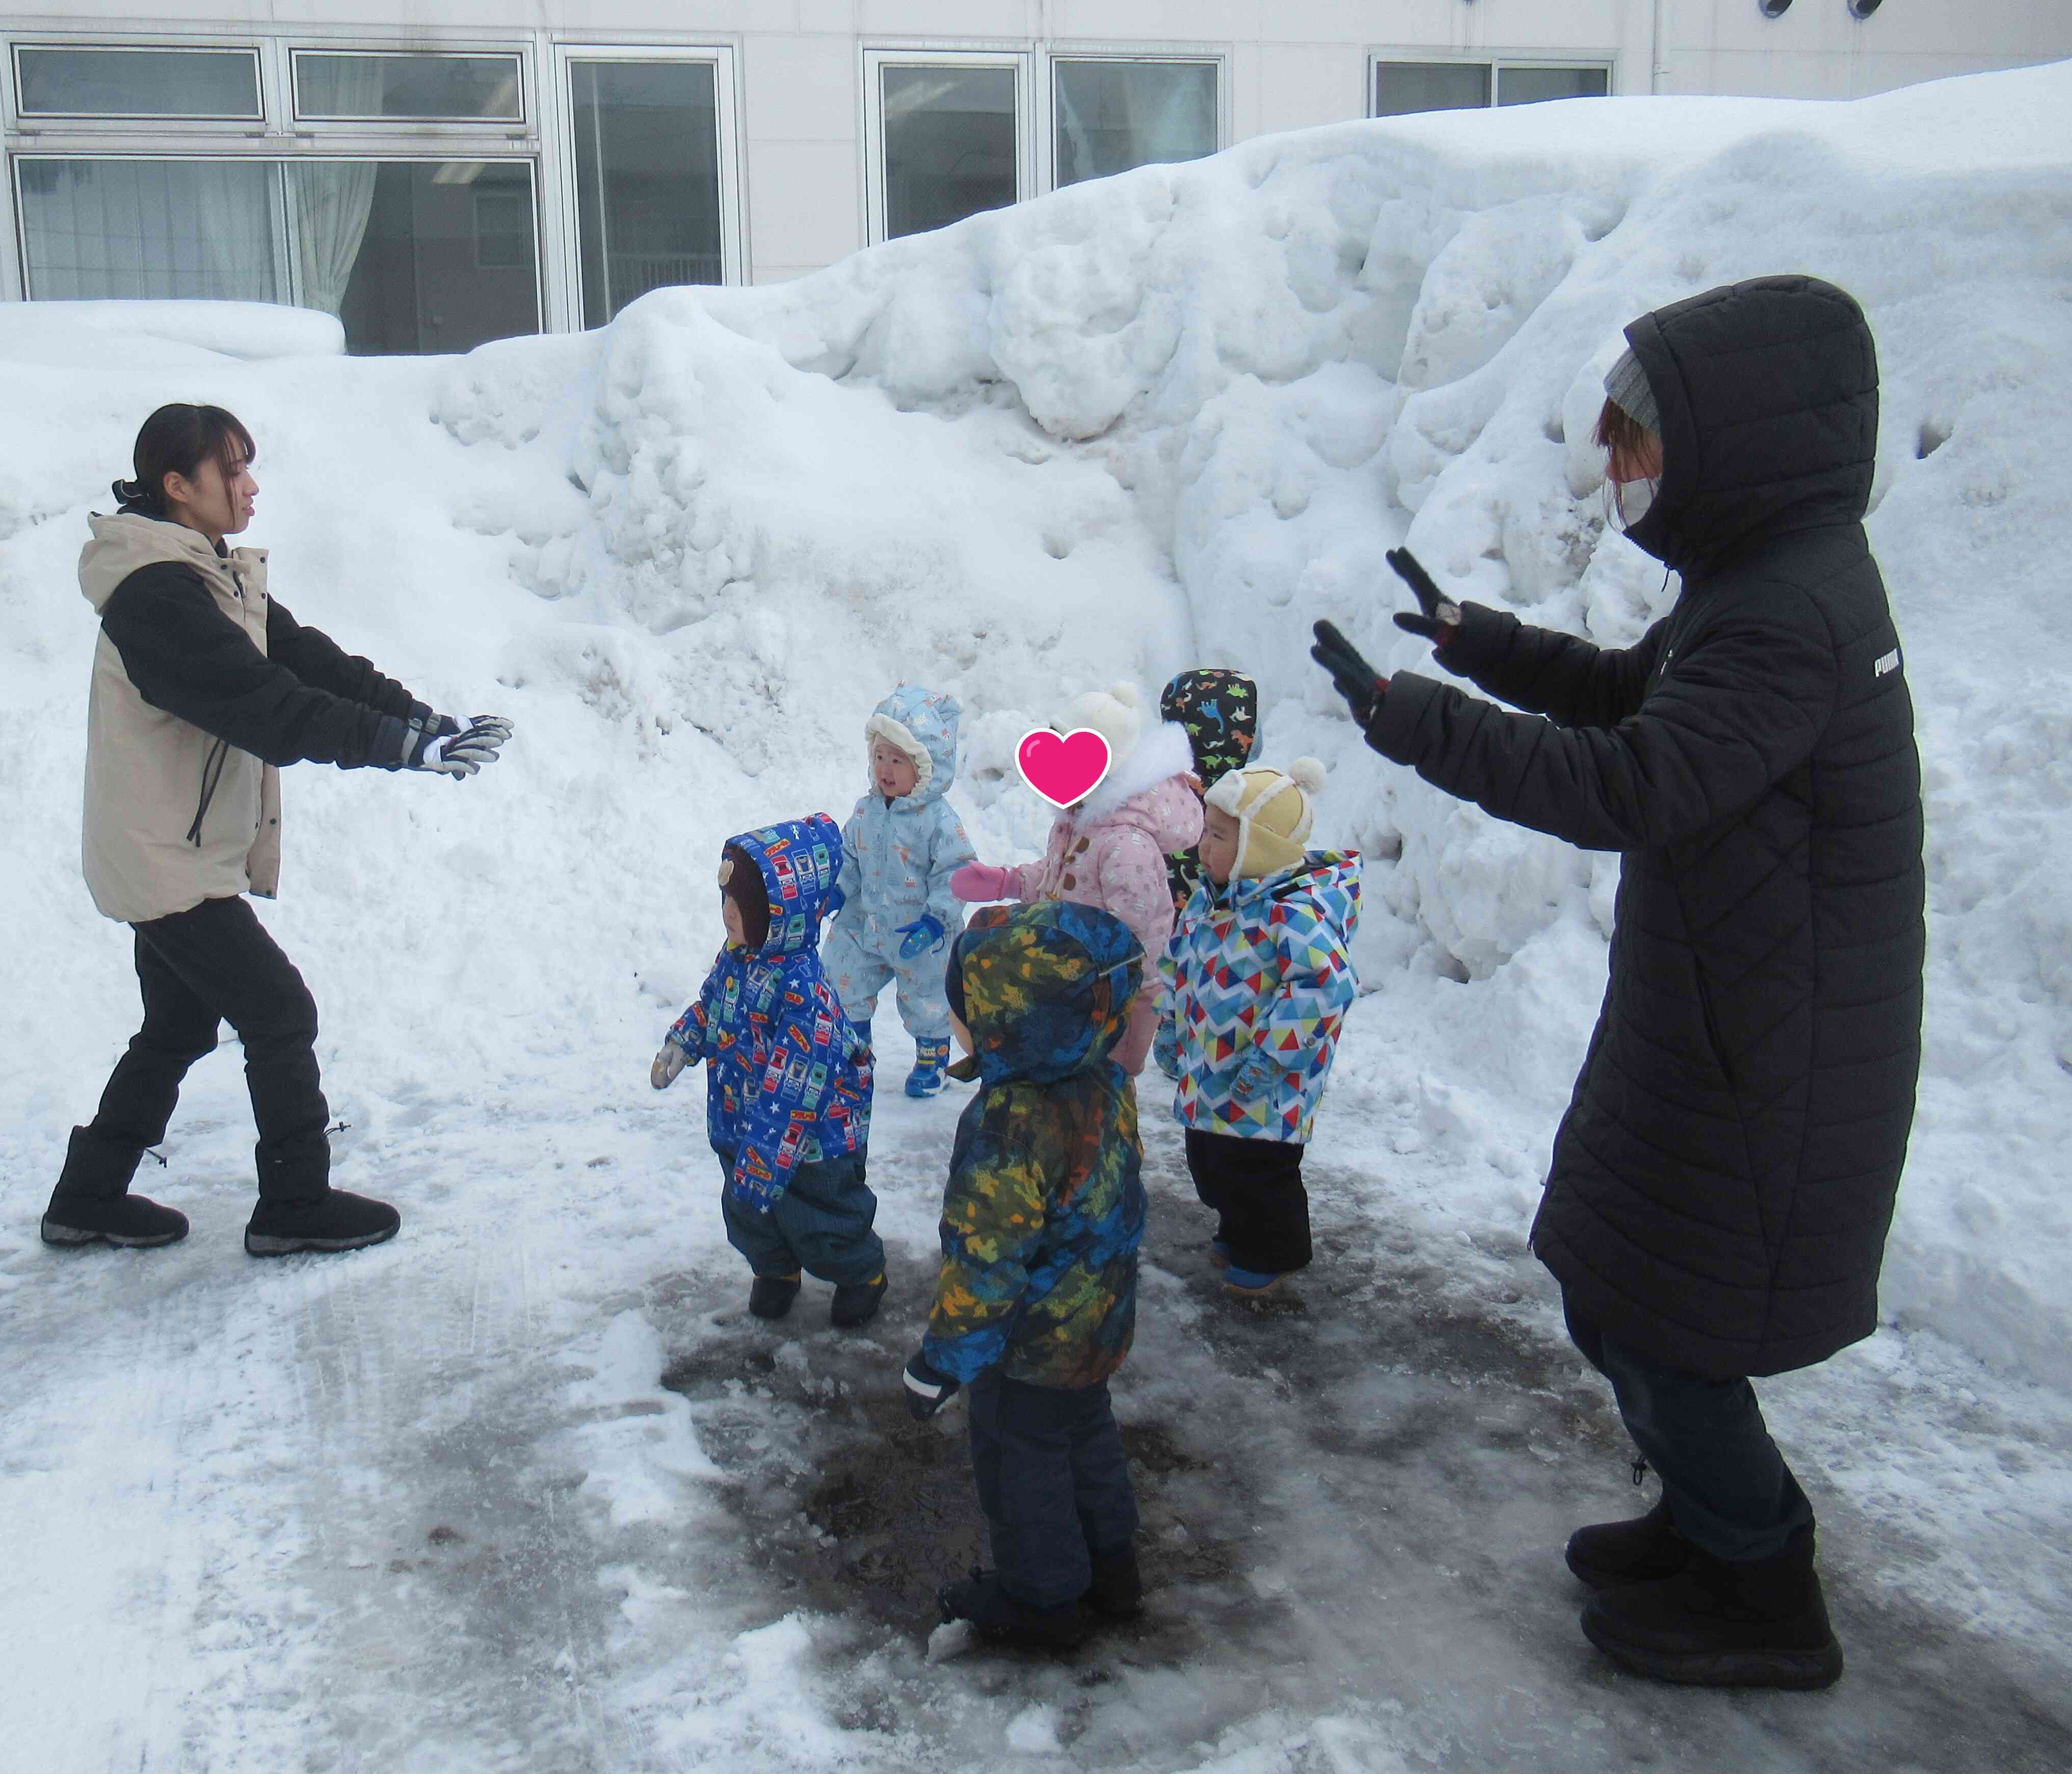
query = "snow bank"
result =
(4, 62, 2071, 1391)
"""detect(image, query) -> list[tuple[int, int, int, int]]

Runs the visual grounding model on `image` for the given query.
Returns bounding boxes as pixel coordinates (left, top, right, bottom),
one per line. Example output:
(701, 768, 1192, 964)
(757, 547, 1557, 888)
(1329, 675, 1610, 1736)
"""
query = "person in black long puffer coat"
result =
(1311, 275, 1924, 1691)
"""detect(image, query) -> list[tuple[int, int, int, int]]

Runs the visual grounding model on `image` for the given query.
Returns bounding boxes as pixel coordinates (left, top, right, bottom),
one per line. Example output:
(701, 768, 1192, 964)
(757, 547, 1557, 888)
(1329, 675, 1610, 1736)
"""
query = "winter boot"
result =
(1223, 1264, 1284, 1299)
(244, 1189, 400, 1257)
(42, 1128, 188, 1250)
(1580, 1524, 1844, 1690)
(1208, 1238, 1231, 1270)
(905, 1037, 951, 1098)
(939, 1568, 1093, 1652)
(1566, 1493, 1694, 1590)
(1083, 1544, 1144, 1622)
(748, 1272, 802, 1319)
(830, 1271, 887, 1329)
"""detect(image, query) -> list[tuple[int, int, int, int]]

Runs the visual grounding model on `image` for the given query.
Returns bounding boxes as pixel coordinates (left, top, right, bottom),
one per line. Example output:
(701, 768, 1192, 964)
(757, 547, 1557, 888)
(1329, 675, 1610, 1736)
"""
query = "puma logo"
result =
(1875, 649, 1901, 678)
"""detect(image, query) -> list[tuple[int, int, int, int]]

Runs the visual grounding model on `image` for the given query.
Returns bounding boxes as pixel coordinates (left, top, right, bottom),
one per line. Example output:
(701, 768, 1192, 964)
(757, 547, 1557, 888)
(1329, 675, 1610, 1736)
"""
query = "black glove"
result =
(402, 712, 514, 778)
(1310, 621, 1388, 727)
(1386, 547, 1462, 648)
(902, 1352, 961, 1421)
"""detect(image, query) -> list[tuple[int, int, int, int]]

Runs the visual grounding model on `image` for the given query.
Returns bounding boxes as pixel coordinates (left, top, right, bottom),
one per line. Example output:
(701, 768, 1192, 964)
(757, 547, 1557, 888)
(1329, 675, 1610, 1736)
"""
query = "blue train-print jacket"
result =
(667, 815, 872, 1213)
(832, 684, 976, 956)
(921, 901, 1146, 1390)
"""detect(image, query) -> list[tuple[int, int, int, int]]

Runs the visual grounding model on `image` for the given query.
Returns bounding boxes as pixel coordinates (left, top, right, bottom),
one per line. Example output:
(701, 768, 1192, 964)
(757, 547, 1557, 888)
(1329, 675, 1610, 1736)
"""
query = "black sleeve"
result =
(265, 596, 420, 720)
(1432, 602, 1666, 730)
(1365, 591, 1836, 854)
(99, 563, 409, 770)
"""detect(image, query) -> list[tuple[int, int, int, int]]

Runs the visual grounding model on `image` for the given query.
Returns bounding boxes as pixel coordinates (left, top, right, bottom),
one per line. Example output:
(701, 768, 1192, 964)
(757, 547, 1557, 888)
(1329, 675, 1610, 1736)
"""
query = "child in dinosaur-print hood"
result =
(662, 814, 872, 1215)
(1160, 669, 1259, 918)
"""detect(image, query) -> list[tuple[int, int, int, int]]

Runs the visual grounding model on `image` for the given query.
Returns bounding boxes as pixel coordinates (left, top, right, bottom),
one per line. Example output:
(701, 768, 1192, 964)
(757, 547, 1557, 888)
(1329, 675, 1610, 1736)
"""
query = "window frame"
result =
(1044, 48, 1227, 193)
(9, 40, 266, 128)
(861, 44, 1034, 248)
(1366, 48, 1619, 118)
(288, 47, 528, 128)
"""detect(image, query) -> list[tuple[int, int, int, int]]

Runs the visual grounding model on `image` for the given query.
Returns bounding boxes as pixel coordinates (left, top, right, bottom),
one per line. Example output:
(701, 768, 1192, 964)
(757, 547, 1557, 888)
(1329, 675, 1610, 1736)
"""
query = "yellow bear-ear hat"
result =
(1204, 756, 1326, 880)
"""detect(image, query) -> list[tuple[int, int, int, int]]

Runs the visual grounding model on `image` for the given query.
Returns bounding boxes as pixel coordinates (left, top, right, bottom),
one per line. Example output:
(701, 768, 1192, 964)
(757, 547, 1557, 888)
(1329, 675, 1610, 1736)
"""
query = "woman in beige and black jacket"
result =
(45, 403, 512, 1257)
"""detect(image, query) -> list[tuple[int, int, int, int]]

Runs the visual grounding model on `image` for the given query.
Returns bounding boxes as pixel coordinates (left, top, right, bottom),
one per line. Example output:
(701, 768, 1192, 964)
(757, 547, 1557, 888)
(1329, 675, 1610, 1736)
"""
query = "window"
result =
(292, 51, 524, 123)
(1052, 59, 1217, 188)
(567, 57, 724, 326)
(15, 156, 540, 356)
(13, 44, 262, 120)
(1371, 58, 1611, 117)
(869, 55, 1027, 242)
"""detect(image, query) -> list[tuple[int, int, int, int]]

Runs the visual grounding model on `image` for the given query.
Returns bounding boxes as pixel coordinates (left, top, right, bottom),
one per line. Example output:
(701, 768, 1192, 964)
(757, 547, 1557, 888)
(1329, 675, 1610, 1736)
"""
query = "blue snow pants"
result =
(967, 1371, 1140, 1609)
(718, 1148, 884, 1287)
(821, 920, 952, 1040)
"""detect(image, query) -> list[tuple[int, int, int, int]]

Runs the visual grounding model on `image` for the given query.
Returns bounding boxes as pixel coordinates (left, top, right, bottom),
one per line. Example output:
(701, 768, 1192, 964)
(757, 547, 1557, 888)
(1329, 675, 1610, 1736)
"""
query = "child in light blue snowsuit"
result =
(822, 686, 978, 1098)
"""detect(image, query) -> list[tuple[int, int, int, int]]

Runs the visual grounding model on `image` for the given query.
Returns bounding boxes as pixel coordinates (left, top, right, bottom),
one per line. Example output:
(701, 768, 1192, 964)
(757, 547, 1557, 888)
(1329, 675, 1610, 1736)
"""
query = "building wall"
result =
(2, 2, 2065, 308)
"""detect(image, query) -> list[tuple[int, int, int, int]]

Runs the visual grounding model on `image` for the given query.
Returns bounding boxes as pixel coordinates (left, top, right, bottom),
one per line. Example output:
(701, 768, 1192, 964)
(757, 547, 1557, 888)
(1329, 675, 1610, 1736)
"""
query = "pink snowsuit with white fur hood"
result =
(1001, 721, 1203, 1074)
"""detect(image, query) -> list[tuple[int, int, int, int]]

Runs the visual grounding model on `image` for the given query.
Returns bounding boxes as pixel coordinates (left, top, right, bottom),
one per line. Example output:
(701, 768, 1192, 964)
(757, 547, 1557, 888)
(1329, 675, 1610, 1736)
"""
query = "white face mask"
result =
(1605, 473, 1659, 534)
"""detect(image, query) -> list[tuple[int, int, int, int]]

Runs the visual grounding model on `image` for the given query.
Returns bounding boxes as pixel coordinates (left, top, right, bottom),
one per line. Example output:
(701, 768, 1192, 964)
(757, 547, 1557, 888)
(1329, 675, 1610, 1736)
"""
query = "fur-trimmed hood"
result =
(863, 683, 960, 806)
(1075, 720, 1200, 851)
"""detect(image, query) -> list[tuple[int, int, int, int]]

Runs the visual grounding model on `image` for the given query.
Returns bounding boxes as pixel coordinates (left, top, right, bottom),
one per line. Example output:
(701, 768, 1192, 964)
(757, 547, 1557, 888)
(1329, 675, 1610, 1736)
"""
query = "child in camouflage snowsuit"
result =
(821, 685, 977, 1098)
(898, 900, 1148, 1652)
(651, 814, 885, 1328)
(1165, 758, 1361, 1300)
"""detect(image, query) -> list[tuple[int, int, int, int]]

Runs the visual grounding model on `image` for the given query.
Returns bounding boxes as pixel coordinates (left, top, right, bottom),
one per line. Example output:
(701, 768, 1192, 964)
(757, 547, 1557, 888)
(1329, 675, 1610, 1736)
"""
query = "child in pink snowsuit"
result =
(951, 682, 1202, 1075)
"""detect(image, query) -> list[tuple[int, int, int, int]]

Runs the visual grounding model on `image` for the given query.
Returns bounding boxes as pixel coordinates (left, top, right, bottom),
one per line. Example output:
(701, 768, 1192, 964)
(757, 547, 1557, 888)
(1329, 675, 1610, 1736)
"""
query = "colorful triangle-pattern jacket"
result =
(666, 814, 872, 1213)
(1162, 852, 1362, 1144)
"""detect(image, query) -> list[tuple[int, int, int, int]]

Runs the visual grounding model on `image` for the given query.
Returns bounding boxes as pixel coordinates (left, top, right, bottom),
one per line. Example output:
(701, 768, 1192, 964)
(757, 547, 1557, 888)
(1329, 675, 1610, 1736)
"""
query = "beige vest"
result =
(79, 514, 283, 924)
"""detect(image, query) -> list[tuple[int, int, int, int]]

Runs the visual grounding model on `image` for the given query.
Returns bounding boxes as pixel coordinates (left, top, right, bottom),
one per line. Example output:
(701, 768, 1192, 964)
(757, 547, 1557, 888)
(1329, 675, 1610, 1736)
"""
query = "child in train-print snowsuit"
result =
(822, 685, 977, 1099)
(652, 814, 886, 1329)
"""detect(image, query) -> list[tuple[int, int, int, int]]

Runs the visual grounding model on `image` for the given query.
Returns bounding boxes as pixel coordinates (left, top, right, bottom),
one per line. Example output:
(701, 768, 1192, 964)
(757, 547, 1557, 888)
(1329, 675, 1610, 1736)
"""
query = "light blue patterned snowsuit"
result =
(822, 685, 976, 1040)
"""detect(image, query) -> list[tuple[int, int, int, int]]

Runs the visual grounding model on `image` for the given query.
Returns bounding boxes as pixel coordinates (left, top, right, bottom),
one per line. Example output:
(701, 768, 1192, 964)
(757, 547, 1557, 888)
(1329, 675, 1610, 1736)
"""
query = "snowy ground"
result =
(5, 59, 2072, 1772)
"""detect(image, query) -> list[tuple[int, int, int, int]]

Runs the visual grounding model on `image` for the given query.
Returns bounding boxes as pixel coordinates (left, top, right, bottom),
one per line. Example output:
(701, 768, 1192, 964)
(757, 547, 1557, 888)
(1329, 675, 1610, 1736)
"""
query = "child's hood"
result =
(728, 814, 845, 957)
(1216, 850, 1363, 942)
(954, 901, 1143, 1087)
(1160, 669, 1259, 788)
(1075, 720, 1202, 851)
(866, 684, 961, 807)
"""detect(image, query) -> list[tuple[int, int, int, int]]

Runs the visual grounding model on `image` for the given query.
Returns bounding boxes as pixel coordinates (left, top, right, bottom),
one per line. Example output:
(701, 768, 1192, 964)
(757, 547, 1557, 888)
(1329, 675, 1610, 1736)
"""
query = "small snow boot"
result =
(244, 1189, 400, 1257)
(939, 1568, 1093, 1652)
(1566, 1494, 1693, 1591)
(41, 1127, 188, 1249)
(1082, 1544, 1144, 1622)
(1223, 1264, 1284, 1299)
(1580, 1525, 1844, 1690)
(830, 1270, 886, 1329)
(749, 1272, 802, 1320)
(905, 1037, 951, 1098)
(1208, 1238, 1231, 1270)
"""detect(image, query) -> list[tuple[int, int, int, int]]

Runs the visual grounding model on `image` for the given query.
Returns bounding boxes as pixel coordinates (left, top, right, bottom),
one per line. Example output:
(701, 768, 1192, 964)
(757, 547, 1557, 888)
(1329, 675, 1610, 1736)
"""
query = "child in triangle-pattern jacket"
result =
(651, 814, 886, 1329)
(821, 685, 978, 1100)
(1161, 757, 1361, 1300)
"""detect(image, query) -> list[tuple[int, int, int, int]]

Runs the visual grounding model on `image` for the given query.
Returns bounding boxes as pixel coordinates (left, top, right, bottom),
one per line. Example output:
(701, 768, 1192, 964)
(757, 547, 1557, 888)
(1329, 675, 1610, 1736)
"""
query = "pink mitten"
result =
(951, 862, 1013, 903)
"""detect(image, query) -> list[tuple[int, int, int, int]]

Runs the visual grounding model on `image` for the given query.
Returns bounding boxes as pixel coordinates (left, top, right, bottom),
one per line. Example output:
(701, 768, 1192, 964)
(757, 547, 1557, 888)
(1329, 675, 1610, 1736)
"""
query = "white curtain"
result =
(290, 162, 379, 315)
(17, 158, 279, 302)
(1056, 63, 1215, 188)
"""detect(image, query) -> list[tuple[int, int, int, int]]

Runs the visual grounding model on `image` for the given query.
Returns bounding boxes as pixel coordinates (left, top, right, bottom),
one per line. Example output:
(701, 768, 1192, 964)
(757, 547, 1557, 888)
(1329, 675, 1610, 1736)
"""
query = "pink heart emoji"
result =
(1018, 727, 1112, 809)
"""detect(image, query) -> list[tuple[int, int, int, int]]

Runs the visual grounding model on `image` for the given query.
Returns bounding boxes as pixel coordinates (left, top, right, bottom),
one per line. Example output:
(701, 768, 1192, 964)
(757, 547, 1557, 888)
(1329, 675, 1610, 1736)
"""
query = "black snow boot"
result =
(1580, 1524, 1844, 1690)
(1565, 1494, 1693, 1590)
(939, 1568, 1093, 1652)
(41, 1126, 189, 1250)
(749, 1272, 802, 1320)
(829, 1271, 887, 1329)
(245, 1189, 400, 1257)
(1082, 1544, 1144, 1622)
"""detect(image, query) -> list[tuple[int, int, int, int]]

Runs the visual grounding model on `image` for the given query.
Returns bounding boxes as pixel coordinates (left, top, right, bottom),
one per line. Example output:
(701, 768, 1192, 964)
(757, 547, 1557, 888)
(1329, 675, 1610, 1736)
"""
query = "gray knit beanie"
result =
(1604, 347, 1660, 433)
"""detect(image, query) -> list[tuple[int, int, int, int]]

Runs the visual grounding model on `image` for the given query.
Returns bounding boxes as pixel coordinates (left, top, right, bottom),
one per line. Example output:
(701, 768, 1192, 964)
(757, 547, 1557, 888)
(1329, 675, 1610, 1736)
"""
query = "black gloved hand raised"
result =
(1310, 621, 1388, 727)
(1386, 547, 1463, 648)
(902, 1351, 961, 1421)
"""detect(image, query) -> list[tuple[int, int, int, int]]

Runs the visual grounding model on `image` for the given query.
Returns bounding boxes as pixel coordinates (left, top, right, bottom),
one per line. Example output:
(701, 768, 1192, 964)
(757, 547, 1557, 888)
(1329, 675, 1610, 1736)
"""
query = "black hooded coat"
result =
(1365, 276, 1925, 1380)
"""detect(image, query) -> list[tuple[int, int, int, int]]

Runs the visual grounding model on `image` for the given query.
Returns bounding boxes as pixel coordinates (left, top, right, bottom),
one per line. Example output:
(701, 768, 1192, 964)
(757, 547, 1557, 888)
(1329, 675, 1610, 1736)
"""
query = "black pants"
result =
(968, 1371, 1140, 1610)
(61, 895, 330, 1203)
(718, 1148, 884, 1286)
(1184, 1127, 1311, 1275)
(1565, 1296, 1815, 1563)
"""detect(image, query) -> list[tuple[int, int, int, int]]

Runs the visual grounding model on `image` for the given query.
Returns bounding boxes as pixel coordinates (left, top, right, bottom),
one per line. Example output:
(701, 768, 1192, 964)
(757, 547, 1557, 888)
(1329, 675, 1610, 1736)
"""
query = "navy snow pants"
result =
(719, 1148, 884, 1286)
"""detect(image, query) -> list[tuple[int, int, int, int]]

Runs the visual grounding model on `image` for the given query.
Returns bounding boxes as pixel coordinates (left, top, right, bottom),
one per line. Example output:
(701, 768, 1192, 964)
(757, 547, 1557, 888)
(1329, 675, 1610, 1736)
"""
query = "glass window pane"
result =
(295, 52, 523, 121)
(1373, 61, 1490, 117)
(1054, 60, 1216, 188)
(881, 64, 1018, 241)
(18, 158, 282, 301)
(569, 60, 723, 327)
(15, 46, 261, 119)
(1497, 66, 1611, 107)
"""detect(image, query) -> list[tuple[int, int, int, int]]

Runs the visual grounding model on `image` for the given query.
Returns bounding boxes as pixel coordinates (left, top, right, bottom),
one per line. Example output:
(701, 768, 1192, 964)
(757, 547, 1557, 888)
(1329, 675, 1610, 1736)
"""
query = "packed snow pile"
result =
(5, 56, 2072, 1411)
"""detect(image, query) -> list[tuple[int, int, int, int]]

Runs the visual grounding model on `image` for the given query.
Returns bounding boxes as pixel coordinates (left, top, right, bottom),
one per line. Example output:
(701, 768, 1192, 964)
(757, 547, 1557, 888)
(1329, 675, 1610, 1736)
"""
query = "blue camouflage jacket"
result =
(832, 684, 976, 954)
(922, 901, 1146, 1390)
(667, 815, 872, 1212)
